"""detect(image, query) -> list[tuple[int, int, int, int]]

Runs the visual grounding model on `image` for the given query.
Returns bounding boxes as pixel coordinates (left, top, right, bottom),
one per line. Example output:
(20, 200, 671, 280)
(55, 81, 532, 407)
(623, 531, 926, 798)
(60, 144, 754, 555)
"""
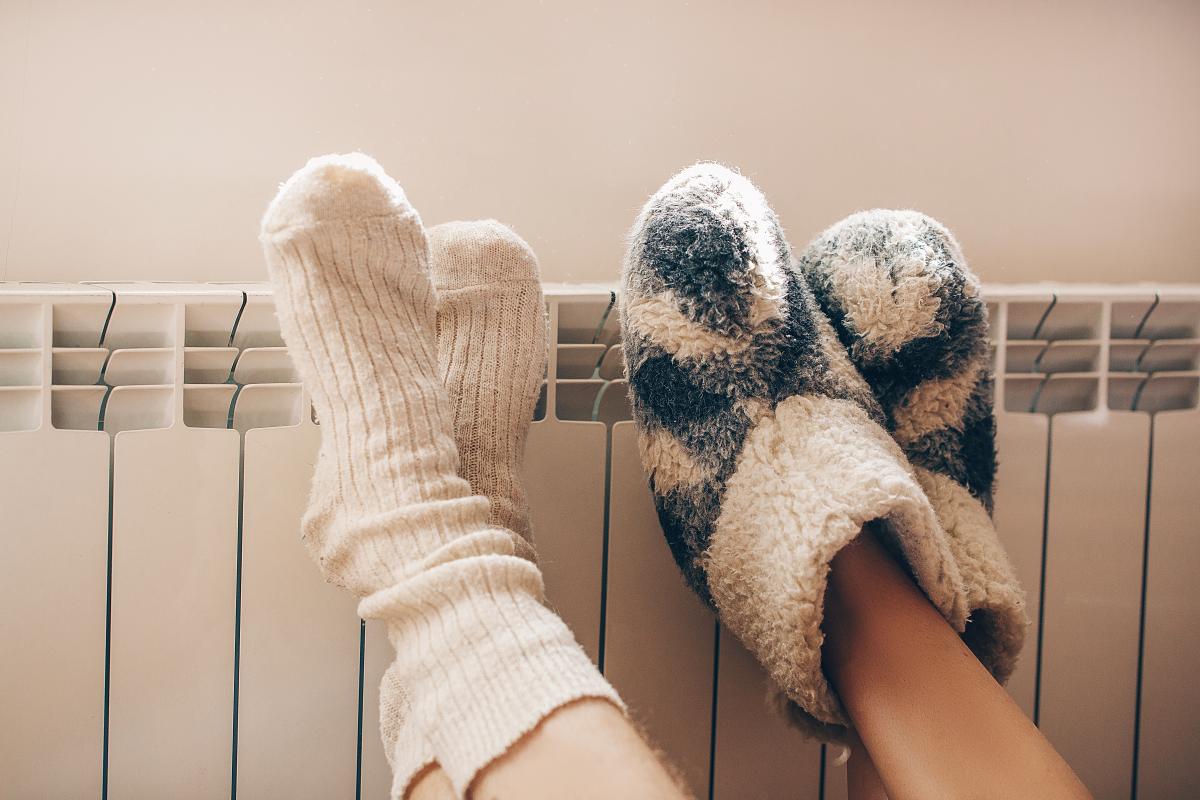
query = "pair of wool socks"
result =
(259, 153, 620, 798)
(621, 164, 1026, 741)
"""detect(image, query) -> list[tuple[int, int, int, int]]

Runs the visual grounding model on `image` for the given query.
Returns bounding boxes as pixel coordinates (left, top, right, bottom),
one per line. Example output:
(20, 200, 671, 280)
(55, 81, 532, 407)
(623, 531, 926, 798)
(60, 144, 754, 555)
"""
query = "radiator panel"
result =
(1038, 412, 1150, 799)
(1137, 409, 1200, 799)
(712, 631, 822, 800)
(524, 418, 608, 663)
(1, 281, 1197, 799)
(236, 421, 362, 798)
(106, 425, 240, 798)
(991, 410, 1049, 718)
(0, 429, 108, 797)
(604, 421, 717, 797)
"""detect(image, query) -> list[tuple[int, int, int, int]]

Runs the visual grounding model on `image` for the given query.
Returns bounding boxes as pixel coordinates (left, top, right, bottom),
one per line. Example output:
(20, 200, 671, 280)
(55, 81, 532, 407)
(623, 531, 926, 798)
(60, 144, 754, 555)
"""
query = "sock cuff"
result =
(703, 394, 968, 739)
(915, 467, 1027, 682)
(361, 556, 623, 797)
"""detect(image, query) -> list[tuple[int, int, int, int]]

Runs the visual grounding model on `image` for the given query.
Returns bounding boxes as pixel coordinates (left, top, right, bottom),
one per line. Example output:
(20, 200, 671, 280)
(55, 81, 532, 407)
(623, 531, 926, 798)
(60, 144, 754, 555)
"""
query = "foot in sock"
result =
(620, 163, 969, 741)
(797, 209, 1025, 680)
(382, 221, 545, 785)
(260, 153, 620, 797)
(428, 220, 547, 549)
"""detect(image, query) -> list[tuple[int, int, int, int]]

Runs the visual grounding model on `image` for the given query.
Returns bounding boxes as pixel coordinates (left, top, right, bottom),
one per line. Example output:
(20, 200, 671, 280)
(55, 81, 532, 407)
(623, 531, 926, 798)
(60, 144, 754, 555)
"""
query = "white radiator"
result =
(1, 282, 1197, 800)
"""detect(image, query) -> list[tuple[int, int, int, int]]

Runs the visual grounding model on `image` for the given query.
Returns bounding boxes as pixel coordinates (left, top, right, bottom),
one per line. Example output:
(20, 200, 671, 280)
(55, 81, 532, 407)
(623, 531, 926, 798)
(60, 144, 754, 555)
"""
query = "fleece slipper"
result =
(620, 165, 970, 740)
(798, 209, 1026, 683)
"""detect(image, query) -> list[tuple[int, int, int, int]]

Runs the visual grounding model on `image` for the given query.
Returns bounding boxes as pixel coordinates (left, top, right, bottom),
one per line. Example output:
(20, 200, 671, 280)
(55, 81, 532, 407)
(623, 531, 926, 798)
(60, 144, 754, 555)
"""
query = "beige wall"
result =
(1, 0, 1197, 286)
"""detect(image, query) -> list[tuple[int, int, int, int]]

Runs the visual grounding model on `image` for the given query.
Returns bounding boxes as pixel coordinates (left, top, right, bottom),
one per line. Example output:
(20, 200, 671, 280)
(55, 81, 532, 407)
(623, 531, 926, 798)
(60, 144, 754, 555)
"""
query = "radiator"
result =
(1, 282, 1197, 800)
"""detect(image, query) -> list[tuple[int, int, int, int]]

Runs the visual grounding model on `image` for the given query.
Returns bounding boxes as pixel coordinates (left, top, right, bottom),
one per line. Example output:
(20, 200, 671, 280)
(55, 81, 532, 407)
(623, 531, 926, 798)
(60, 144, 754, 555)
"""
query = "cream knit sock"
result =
(428, 220, 547, 546)
(260, 153, 621, 798)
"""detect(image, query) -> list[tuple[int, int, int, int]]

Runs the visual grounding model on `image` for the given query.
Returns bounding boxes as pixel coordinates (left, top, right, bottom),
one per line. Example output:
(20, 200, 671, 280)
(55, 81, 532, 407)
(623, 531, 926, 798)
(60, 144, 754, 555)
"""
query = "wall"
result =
(1, 0, 1198, 285)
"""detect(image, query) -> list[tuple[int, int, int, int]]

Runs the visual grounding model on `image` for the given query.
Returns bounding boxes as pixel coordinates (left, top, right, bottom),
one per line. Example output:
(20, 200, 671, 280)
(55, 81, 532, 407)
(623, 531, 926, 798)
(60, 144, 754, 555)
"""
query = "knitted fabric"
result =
(260, 153, 621, 798)
(428, 220, 547, 548)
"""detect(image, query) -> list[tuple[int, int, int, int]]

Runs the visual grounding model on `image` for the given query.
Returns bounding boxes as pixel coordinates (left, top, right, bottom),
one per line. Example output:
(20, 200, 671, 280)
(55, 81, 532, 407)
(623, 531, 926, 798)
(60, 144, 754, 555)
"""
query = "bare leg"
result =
(823, 527, 1091, 800)
(408, 763, 455, 800)
(416, 524, 1089, 800)
(409, 699, 691, 800)
(845, 729, 889, 800)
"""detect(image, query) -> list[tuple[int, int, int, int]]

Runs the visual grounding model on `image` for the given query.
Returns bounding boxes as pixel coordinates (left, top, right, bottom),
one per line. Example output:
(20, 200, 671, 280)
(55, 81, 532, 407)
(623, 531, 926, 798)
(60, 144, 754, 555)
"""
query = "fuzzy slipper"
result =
(620, 164, 970, 741)
(798, 209, 1026, 684)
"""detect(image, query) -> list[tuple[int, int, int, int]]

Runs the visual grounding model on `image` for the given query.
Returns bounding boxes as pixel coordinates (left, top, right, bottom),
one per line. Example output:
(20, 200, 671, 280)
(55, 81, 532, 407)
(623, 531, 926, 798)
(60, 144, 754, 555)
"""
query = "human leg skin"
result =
(408, 764, 455, 800)
(822, 526, 1091, 800)
(415, 521, 1087, 800)
(407, 699, 691, 800)
(470, 699, 692, 799)
(845, 729, 888, 800)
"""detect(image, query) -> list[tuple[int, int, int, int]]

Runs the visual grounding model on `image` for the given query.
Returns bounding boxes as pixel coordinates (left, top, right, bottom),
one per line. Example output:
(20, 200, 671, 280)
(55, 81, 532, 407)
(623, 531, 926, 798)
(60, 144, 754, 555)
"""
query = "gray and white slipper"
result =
(621, 164, 970, 741)
(799, 209, 1026, 684)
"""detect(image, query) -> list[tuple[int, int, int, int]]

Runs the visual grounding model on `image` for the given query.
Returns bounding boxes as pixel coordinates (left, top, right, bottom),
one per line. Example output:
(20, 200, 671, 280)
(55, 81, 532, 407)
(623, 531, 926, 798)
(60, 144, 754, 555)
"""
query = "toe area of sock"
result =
(626, 162, 790, 336)
(798, 209, 984, 365)
(427, 220, 539, 287)
(260, 152, 414, 236)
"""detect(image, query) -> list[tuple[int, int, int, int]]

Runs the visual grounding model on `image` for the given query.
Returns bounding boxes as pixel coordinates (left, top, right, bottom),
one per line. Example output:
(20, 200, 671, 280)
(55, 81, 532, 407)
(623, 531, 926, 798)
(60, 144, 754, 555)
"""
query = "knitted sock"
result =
(260, 153, 621, 798)
(798, 209, 1026, 681)
(620, 163, 969, 742)
(428, 220, 547, 548)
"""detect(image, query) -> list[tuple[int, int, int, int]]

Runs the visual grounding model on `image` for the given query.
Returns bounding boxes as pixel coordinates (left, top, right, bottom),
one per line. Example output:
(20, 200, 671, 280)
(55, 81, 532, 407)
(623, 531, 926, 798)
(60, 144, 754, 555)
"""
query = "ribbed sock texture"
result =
(260, 153, 621, 798)
(428, 220, 547, 546)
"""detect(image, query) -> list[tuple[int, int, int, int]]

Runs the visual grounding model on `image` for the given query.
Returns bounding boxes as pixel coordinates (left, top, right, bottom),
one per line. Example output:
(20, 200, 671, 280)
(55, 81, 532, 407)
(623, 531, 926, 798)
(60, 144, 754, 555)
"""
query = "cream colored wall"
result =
(1, 0, 1197, 286)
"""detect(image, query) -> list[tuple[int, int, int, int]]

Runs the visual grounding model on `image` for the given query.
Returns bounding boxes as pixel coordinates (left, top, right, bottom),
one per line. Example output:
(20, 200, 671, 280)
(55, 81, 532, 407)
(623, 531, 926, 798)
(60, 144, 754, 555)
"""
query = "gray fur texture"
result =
(620, 166, 980, 742)
(797, 209, 1026, 683)
(621, 165, 882, 601)
(798, 210, 996, 508)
